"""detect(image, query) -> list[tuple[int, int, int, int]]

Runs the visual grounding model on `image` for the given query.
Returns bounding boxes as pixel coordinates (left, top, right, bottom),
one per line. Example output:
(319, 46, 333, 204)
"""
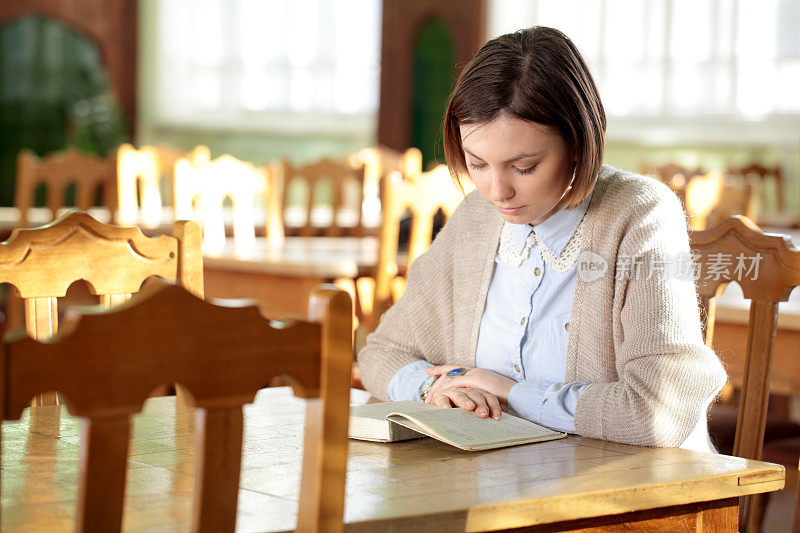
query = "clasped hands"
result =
(424, 365, 517, 420)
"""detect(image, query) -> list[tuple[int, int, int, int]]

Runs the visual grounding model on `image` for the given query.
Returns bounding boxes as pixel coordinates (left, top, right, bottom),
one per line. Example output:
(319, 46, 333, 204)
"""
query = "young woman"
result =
(357, 26, 725, 451)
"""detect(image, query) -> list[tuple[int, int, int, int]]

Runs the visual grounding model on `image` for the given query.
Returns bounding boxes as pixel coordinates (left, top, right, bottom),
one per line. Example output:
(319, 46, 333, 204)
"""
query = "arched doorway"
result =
(0, 15, 125, 205)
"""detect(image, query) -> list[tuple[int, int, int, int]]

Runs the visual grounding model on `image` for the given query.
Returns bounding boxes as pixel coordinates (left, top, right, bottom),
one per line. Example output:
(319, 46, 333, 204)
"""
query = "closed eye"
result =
(513, 164, 536, 175)
(468, 162, 487, 171)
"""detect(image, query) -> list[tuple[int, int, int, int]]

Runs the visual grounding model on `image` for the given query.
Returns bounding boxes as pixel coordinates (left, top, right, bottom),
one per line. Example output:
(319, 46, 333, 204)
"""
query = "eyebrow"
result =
(463, 149, 545, 164)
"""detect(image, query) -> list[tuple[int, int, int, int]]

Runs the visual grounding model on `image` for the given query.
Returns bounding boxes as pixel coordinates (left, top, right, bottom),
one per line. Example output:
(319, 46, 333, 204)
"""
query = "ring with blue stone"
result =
(445, 367, 468, 378)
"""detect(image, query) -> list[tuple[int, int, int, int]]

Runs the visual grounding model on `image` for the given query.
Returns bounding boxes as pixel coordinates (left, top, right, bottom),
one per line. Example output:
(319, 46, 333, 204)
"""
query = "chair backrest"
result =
(684, 169, 760, 230)
(15, 149, 117, 227)
(350, 147, 423, 230)
(0, 210, 204, 340)
(351, 146, 423, 183)
(369, 165, 473, 330)
(116, 143, 187, 228)
(280, 157, 369, 237)
(727, 163, 784, 212)
(641, 162, 705, 204)
(173, 146, 212, 222)
(0, 281, 353, 532)
(690, 216, 800, 526)
(684, 171, 724, 230)
(174, 153, 283, 256)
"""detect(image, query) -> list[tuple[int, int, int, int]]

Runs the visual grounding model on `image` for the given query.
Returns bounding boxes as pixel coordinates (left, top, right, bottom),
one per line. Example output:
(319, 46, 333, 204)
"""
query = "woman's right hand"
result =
(430, 386, 502, 419)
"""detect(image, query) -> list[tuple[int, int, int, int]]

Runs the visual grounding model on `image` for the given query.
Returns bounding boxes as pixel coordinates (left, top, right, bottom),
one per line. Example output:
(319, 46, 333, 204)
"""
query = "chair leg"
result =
(192, 405, 244, 533)
(744, 491, 769, 532)
(794, 460, 800, 533)
(77, 416, 131, 532)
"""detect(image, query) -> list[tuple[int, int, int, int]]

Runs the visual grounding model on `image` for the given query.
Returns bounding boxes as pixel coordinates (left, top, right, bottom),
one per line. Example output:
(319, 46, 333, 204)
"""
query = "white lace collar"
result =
(498, 194, 592, 273)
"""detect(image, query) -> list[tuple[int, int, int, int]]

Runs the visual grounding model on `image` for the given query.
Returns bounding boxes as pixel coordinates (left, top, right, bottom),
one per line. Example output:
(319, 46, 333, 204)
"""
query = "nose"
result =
(489, 169, 515, 203)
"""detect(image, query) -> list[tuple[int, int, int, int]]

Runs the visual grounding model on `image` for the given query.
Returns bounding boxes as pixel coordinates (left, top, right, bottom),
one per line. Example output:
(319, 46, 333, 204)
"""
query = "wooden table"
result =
(203, 237, 382, 318)
(1, 387, 784, 532)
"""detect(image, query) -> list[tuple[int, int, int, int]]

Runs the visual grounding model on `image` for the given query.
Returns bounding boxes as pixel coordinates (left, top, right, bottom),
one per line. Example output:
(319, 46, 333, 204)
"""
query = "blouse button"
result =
(520, 317, 526, 325)
(534, 267, 542, 276)
(565, 322, 570, 331)
(514, 364, 521, 373)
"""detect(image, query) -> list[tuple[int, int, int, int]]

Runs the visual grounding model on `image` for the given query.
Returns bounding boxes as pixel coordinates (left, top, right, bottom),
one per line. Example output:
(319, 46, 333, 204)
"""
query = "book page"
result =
(350, 401, 430, 422)
(387, 408, 565, 451)
(349, 401, 430, 442)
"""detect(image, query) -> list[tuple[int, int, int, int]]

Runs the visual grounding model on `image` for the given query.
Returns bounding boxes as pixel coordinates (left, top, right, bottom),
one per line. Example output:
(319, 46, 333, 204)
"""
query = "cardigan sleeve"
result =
(356, 203, 461, 400)
(573, 185, 727, 447)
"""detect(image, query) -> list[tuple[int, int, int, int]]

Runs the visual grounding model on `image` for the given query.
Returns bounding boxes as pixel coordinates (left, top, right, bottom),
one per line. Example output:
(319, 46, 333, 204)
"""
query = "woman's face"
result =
(460, 114, 574, 225)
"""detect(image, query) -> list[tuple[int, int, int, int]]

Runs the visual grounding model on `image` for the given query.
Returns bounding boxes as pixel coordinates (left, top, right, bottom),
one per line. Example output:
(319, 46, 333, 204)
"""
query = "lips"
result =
(496, 205, 525, 215)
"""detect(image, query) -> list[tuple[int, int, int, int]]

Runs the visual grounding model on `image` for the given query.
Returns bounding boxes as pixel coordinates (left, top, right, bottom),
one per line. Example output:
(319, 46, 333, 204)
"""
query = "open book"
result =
(349, 401, 566, 451)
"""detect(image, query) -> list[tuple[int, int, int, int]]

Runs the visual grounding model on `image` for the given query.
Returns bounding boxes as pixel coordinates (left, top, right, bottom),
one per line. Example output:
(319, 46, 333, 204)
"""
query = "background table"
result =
(1, 387, 784, 532)
(203, 236, 382, 318)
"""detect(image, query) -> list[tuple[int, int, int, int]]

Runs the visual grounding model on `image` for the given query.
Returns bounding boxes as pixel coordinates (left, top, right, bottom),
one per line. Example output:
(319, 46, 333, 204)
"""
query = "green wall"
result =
(411, 20, 455, 168)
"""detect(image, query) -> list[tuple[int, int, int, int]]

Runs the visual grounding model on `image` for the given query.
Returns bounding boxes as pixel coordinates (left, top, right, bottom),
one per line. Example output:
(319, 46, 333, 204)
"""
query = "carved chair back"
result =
(15, 149, 116, 227)
(690, 215, 800, 529)
(1, 281, 352, 532)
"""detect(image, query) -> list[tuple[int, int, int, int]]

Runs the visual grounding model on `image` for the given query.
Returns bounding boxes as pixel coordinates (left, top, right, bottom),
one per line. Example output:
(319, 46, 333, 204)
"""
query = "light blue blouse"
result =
(387, 194, 593, 433)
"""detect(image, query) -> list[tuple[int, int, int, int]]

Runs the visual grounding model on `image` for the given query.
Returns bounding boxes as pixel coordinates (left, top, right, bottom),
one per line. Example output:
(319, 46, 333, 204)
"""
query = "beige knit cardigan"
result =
(358, 165, 727, 447)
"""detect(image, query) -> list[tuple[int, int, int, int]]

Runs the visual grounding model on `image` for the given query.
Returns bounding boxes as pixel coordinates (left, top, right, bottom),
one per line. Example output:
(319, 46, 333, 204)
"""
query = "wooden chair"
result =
(710, 182, 760, 230)
(174, 153, 283, 256)
(349, 147, 423, 231)
(15, 148, 117, 227)
(0, 210, 203, 404)
(684, 171, 724, 230)
(116, 143, 189, 228)
(280, 157, 369, 237)
(351, 146, 423, 184)
(366, 165, 473, 331)
(727, 163, 796, 228)
(691, 216, 800, 530)
(0, 280, 353, 532)
(640, 162, 705, 204)
(728, 163, 784, 212)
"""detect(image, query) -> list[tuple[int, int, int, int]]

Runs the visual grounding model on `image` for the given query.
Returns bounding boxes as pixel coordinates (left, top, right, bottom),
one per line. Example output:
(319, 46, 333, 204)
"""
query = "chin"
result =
(498, 211, 537, 225)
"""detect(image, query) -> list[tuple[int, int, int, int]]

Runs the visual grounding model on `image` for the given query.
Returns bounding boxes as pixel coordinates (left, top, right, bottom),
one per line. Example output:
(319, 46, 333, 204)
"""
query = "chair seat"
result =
(709, 404, 800, 456)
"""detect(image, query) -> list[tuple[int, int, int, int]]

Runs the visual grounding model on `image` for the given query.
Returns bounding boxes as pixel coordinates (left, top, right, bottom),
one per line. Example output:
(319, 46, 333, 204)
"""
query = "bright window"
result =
(488, 0, 800, 141)
(155, 0, 382, 133)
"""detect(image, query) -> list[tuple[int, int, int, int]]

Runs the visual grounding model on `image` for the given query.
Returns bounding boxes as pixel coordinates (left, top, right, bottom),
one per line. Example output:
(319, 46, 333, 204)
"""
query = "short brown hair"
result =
(443, 26, 606, 208)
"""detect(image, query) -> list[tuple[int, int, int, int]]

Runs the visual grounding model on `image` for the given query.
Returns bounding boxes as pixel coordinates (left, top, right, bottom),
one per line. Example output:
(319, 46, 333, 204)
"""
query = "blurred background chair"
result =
(116, 143, 186, 228)
(691, 215, 800, 531)
(727, 163, 796, 229)
(350, 146, 423, 232)
(684, 171, 724, 230)
(1, 281, 352, 531)
(15, 148, 116, 228)
(280, 157, 370, 237)
(174, 152, 283, 256)
(366, 165, 473, 332)
(640, 162, 706, 205)
(0, 210, 203, 404)
(684, 170, 762, 231)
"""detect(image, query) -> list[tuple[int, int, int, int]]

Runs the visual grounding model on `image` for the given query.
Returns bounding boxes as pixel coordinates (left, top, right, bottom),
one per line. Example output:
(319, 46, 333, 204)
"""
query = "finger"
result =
(433, 393, 453, 409)
(425, 365, 462, 377)
(440, 389, 475, 411)
(485, 393, 502, 419)
(462, 389, 490, 418)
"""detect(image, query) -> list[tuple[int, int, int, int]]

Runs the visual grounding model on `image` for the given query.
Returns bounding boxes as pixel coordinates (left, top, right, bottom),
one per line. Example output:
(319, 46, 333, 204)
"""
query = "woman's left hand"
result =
(424, 365, 517, 406)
